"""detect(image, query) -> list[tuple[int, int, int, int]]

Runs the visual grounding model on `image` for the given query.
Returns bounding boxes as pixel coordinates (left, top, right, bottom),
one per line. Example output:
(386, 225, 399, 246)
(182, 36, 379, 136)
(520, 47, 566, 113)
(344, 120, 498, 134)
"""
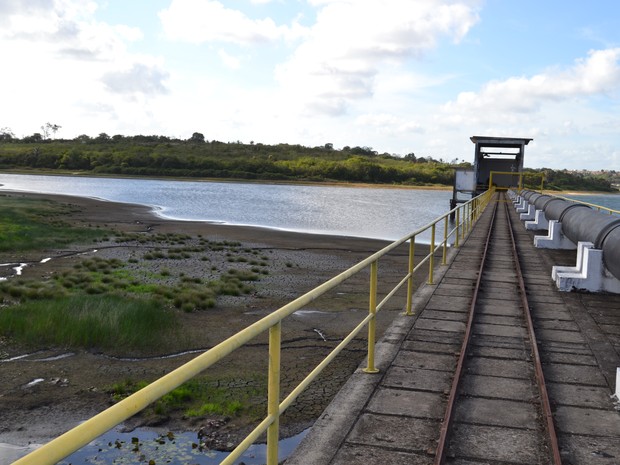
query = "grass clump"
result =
(0, 294, 175, 350)
(0, 196, 108, 251)
(108, 376, 265, 419)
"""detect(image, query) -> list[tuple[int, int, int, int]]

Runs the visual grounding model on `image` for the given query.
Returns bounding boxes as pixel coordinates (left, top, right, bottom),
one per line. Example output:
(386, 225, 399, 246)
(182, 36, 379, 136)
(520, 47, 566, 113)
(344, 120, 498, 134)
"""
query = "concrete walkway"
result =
(286, 197, 620, 465)
(286, 202, 491, 465)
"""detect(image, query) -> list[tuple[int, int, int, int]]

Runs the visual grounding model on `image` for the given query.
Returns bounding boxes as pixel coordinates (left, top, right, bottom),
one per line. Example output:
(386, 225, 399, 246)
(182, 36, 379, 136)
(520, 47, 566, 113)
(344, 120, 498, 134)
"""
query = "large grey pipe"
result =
(602, 225, 620, 280)
(535, 195, 620, 281)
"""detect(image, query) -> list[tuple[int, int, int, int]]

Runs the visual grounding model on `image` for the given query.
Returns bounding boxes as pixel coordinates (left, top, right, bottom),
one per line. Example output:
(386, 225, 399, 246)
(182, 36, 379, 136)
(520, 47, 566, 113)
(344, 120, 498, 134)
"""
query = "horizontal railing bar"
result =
(556, 195, 619, 215)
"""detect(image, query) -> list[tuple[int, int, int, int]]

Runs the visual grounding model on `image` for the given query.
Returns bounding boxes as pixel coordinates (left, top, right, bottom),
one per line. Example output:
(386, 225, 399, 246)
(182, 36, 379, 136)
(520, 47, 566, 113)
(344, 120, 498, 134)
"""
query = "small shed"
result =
(471, 136, 532, 192)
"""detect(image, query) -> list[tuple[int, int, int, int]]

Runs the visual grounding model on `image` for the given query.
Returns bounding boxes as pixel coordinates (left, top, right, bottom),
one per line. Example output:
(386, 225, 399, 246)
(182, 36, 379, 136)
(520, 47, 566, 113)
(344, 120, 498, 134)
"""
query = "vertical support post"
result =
(442, 215, 448, 265)
(266, 322, 281, 465)
(405, 238, 415, 315)
(455, 207, 460, 248)
(428, 224, 435, 284)
(364, 261, 379, 373)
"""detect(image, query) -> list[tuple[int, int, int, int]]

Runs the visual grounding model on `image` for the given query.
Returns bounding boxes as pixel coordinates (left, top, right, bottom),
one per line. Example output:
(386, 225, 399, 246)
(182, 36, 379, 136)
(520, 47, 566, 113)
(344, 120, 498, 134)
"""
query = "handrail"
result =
(14, 188, 495, 465)
(555, 194, 620, 216)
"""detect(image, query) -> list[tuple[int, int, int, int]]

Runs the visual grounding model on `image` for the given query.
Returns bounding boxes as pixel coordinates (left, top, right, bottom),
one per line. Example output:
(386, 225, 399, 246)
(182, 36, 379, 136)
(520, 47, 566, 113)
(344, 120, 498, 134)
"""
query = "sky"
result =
(1, 0, 619, 171)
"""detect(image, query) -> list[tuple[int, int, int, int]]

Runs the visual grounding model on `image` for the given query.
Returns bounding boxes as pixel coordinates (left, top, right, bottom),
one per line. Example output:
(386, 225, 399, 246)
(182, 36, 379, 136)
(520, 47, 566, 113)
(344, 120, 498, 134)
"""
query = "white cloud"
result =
(444, 48, 620, 117)
(159, 0, 307, 45)
(275, 0, 480, 115)
(218, 49, 241, 69)
(102, 64, 170, 95)
(0, 0, 170, 137)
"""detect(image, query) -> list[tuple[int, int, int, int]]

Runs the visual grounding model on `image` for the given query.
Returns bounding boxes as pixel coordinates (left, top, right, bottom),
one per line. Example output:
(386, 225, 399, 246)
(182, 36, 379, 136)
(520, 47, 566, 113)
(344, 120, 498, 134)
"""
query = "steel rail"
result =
(503, 195, 563, 465)
(433, 193, 500, 465)
(555, 194, 619, 216)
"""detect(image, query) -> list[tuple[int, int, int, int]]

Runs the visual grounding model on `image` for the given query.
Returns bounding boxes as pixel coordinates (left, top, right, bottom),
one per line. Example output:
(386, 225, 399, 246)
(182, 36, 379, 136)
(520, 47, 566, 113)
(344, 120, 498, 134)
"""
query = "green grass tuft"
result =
(0, 294, 175, 350)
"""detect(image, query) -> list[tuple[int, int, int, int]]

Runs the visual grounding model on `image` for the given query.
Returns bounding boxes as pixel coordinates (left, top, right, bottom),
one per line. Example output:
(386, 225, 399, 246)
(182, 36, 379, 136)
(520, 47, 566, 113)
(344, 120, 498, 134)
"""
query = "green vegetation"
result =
(108, 375, 265, 419)
(0, 134, 617, 190)
(0, 196, 267, 351)
(0, 295, 174, 349)
(0, 137, 464, 186)
(0, 195, 107, 251)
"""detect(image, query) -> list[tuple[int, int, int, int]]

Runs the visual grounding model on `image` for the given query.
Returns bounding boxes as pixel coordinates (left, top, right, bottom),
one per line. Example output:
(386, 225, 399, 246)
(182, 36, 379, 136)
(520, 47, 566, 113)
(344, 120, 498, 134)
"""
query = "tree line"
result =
(0, 131, 616, 192)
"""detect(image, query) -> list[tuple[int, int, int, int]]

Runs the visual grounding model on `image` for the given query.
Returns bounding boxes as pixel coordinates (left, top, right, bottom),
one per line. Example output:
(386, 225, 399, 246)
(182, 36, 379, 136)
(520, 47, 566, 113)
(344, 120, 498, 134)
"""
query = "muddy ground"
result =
(0, 191, 430, 455)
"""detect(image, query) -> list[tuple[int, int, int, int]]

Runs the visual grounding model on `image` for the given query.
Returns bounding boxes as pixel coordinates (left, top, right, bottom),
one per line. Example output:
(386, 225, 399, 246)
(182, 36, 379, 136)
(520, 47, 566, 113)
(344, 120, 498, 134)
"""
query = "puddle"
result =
(25, 378, 44, 387)
(48, 426, 310, 465)
(1, 352, 75, 363)
(0, 262, 28, 281)
(293, 310, 329, 316)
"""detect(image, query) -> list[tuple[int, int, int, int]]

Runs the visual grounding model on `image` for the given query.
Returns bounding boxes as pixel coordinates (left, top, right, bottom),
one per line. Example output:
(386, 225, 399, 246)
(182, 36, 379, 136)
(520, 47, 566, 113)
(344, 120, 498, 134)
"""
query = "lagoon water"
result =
(0, 173, 453, 241)
(1, 174, 618, 242)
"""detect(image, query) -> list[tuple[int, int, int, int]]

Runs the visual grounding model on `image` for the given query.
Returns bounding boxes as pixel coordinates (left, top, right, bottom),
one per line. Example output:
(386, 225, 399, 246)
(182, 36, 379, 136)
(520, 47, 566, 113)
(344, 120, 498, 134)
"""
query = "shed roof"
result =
(470, 136, 533, 148)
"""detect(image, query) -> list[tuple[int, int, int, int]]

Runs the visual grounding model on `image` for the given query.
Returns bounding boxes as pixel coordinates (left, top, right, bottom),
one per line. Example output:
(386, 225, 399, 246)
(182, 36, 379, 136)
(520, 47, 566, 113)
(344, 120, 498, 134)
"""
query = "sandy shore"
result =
(0, 190, 432, 461)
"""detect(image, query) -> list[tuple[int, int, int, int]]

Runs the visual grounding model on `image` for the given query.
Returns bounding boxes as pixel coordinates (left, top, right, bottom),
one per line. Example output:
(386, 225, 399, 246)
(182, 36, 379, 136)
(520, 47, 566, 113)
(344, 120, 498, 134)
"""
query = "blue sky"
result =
(1, 0, 619, 170)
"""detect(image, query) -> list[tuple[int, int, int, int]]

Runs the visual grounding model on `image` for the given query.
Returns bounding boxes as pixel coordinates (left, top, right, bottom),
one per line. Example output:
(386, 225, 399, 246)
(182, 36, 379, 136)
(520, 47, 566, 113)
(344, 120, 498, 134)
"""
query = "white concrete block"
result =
(553, 241, 620, 293)
(535, 221, 577, 250)
(516, 200, 529, 213)
(525, 209, 549, 230)
(519, 204, 536, 221)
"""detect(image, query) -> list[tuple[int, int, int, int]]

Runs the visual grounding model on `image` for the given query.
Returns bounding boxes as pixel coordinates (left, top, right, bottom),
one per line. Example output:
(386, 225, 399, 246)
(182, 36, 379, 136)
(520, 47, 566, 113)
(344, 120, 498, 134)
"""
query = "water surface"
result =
(0, 174, 453, 241)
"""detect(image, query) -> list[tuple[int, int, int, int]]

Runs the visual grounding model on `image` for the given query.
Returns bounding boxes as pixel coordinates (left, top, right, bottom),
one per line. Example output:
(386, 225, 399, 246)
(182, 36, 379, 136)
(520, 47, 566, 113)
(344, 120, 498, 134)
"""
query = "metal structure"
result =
(471, 136, 532, 193)
(511, 189, 620, 293)
(451, 136, 533, 217)
(13, 190, 494, 465)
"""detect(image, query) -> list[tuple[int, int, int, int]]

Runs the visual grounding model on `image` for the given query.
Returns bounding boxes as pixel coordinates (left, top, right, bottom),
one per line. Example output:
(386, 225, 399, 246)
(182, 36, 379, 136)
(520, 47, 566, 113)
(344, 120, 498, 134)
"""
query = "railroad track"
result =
(434, 192, 561, 464)
(289, 190, 620, 465)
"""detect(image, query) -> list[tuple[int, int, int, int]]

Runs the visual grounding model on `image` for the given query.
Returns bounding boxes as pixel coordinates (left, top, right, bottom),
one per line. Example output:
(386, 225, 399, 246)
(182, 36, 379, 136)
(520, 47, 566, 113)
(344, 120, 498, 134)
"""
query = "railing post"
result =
(428, 224, 435, 284)
(405, 238, 415, 315)
(266, 322, 282, 465)
(442, 215, 448, 265)
(455, 207, 460, 248)
(364, 261, 379, 374)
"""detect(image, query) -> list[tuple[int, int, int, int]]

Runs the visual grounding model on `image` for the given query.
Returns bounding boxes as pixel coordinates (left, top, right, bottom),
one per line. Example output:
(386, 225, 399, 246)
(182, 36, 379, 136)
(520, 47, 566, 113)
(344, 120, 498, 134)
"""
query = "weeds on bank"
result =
(108, 375, 266, 419)
(0, 294, 174, 349)
(0, 198, 273, 351)
(0, 249, 266, 349)
(0, 196, 108, 251)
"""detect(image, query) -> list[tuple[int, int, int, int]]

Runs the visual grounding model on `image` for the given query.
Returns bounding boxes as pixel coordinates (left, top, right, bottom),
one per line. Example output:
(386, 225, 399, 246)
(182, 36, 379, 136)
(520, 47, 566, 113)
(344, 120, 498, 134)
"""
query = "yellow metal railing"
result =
(556, 195, 620, 216)
(14, 189, 495, 465)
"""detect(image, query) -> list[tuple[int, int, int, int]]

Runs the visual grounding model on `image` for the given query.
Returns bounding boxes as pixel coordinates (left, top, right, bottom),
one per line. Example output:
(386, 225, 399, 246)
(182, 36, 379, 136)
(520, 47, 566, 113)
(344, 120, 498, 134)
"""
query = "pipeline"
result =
(515, 189, 620, 281)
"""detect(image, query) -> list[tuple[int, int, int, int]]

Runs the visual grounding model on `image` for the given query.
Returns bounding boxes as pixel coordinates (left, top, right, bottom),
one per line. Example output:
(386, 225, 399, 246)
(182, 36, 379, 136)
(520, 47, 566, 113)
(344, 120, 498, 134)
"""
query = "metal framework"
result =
(471, 136, 532, 191)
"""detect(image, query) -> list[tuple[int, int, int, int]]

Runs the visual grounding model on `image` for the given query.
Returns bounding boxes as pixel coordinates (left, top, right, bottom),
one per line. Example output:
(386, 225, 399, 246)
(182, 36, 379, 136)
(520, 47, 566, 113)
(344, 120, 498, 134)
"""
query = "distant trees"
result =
(41, 123, 61, 140)
(189, 132, 205, 143)
(0, 135, 614, 192)
(0, 127, 14, 142)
